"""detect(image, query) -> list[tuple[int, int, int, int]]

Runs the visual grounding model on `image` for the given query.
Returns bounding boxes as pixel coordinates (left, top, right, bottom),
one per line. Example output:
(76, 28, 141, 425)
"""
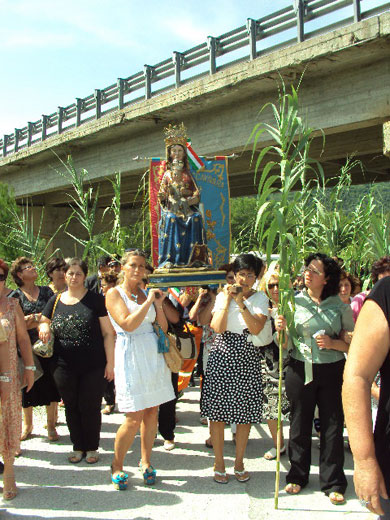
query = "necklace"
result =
(131, 291, 138, 303)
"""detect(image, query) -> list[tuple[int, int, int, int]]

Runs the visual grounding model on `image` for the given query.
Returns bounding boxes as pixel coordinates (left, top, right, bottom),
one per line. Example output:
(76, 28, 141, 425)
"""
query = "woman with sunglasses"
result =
(258, 268, 290, 460)
(277, 253, 354, 505)
(0, 259, 35, 500)
(10, 257, 60, 443)
(201, 253, 268, 484)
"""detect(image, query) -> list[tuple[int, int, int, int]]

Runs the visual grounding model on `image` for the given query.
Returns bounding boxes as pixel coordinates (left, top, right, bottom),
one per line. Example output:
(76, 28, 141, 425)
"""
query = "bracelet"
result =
(239, 306, 246, 313)
(24, 365, 36, 372)
(0, 375, 11, 382)
(34, 313, 40, 322)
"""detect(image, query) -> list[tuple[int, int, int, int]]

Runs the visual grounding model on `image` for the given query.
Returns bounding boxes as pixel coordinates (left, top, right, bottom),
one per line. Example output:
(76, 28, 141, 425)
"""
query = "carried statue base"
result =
(148, 267, 226, 289)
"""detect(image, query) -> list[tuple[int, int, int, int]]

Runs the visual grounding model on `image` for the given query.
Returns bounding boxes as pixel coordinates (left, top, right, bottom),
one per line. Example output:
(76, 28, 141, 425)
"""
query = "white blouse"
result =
(212, 290, 269, 335)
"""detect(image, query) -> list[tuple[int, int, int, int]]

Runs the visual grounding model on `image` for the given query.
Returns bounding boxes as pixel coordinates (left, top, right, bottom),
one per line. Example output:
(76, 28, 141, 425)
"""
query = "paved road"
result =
(1, 385, 375, 520)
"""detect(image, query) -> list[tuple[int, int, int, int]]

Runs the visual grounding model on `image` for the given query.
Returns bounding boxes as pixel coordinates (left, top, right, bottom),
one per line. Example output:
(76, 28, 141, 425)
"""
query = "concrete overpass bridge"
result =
(0, 0, 389, 255)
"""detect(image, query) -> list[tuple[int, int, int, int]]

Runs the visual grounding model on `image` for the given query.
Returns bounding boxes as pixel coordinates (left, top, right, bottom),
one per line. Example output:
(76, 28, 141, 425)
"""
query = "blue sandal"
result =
(139, 462, 156, 485)
(111, 466, 128, 490)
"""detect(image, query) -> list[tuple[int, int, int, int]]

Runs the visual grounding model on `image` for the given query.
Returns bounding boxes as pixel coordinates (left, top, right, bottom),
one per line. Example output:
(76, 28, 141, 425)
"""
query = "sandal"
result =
(3, 475, 18, 501)
(68, 450, 84, 463)
(20, 426, 33, 441)
(85, 450, 99, 464)
(110, 465, 128, 490)
(139, 462, 156, 485)
(102, 405, 115, 415)
(264, 445, 286, 460)
(285, 483, 301, 494)
(48, 428, 59, 442)
(234, 468, 250, 482)
(329, 491, 345, 505)
(213, 465, 229, 484)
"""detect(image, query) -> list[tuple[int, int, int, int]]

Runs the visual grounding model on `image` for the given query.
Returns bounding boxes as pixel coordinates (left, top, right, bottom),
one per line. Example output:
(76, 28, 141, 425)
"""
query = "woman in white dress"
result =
(106, 250, 175, 490)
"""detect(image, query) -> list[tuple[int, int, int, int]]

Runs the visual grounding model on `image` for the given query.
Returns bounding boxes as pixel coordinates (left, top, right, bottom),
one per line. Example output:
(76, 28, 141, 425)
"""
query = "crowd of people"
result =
(0, 250, 389, 518)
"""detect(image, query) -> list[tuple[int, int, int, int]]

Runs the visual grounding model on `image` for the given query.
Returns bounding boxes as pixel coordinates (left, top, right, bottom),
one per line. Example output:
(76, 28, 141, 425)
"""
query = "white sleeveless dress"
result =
(109, 287, 175, 412)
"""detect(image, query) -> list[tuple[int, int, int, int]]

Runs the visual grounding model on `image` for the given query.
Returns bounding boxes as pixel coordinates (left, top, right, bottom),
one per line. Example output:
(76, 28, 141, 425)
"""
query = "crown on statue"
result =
(164, 122, 188, 148)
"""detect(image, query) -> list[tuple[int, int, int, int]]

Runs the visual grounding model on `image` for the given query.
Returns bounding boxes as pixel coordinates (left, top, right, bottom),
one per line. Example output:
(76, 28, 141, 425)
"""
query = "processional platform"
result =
(148, 267, 226, 289)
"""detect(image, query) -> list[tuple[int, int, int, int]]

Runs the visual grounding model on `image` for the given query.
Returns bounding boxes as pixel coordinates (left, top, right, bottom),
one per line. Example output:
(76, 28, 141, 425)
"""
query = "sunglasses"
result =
(21, 265, 36, 271)
(0, 274, 7, 281)
(268, 283, 279, 289)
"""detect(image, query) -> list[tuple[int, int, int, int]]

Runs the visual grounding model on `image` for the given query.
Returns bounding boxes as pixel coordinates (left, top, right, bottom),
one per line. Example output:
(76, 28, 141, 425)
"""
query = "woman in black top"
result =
(39, 258, 115, 464)
(10, 256, 60, 442)
(343, 276, 390, 518)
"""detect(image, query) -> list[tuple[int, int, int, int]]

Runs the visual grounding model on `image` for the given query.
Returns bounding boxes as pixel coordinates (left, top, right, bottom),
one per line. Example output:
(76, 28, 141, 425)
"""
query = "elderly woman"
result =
(201, 253, 268, 483)
(278, 253, 354, 505)
(10, 256, 60, 442)
(105, 250, 175, 489)
(0, 259, 34, 500)
(46, 257, 67, 294)
(39, 258, 115, 464)
(258, 268, 290, 460)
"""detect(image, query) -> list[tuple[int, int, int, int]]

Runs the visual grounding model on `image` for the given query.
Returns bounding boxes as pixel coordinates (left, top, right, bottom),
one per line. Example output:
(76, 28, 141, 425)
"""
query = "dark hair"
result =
(218, 263, 234, 273)
(10, 257, 33, 287)
(65, 258, 88, 277)
(371, 256, 390, 284)
(45, 257, 66, 280)
(101, 271, 118, 286)
(145, 262, 154, 275)
(339, 269, 356, 293)
(166, 144, 190, 172)
(0, 259, 9, 279)
(232, 254, 263, 277)
(305, 253, 341, 301)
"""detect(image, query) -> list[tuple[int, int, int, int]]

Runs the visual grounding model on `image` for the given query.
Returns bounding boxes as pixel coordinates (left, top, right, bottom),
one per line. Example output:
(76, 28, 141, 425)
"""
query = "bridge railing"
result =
(1, 0, 389, 159)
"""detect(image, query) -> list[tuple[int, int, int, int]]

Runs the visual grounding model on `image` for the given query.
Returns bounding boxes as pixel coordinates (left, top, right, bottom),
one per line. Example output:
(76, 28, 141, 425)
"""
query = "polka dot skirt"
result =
(201, 330, 263, 424)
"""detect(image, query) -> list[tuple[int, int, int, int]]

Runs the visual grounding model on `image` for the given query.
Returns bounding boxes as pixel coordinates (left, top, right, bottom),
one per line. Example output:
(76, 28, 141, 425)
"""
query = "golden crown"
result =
(164, 122, 188, 148)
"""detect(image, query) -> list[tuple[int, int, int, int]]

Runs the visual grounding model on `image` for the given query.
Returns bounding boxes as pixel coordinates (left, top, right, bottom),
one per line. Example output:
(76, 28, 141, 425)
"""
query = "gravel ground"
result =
(0, 385, 376, 520)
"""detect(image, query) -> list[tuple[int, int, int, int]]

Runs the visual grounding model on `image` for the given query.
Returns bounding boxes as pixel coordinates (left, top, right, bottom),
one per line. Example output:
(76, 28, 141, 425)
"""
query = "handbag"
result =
(153, 323, 183, 373)
(170, 322, 197, 360)
(32, 292, 61, 358)
(18, 353, 43, 389)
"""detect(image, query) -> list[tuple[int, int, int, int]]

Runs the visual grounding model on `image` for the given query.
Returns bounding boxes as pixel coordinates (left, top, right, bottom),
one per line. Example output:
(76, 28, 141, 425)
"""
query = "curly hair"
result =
(166, 144, 190, 172)
(305, 253, 341, 301)
(371, 256, 390, 285)
(10, 256, 33, 287)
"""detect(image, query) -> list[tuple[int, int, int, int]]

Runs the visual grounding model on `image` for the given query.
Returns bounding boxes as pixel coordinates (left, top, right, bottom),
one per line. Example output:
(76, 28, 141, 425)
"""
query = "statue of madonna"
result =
(157, 124, 208, 268)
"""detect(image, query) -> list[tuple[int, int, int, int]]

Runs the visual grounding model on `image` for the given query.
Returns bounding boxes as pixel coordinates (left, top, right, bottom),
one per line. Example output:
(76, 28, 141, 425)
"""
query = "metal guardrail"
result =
(1, 0, 389, 159)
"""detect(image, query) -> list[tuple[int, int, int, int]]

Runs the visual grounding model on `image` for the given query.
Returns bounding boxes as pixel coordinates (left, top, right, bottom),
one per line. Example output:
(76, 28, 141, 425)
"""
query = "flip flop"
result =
(329, 491, 345, 505)
(234, 469, 250, 482)
(213, 466, 228, 484)
(264, 445, 286, 460)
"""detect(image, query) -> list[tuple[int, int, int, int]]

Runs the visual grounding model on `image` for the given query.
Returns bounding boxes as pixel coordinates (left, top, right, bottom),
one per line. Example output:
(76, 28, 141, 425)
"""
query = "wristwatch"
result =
(24, 365, 36, 371)
(34, 313, 40, 322)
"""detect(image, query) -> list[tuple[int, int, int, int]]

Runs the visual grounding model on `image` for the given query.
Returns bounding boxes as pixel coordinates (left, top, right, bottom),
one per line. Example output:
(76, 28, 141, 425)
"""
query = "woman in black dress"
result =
(10, 257, 60, 442)
(39, 258, 115, 463)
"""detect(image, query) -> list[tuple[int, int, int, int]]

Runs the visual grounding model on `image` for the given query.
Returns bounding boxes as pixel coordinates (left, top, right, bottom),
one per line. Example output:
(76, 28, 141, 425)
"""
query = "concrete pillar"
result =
(384, 121, 390, 157)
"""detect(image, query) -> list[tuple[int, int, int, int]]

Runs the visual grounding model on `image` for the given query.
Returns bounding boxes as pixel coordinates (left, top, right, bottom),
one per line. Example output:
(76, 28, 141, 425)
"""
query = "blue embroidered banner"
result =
(191, 157, 230, 268)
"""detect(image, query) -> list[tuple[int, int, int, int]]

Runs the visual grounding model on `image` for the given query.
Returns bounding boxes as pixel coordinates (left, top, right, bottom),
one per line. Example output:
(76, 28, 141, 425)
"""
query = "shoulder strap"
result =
(51, 293, 62, 319)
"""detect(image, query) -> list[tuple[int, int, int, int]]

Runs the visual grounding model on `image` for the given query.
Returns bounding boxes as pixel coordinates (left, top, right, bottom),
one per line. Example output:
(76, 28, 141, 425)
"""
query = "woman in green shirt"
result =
(279, 253, 354, 505)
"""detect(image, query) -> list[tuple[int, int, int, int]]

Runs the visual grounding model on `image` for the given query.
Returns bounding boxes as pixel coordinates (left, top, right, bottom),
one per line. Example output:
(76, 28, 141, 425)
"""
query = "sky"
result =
(0, 0, 387, 138)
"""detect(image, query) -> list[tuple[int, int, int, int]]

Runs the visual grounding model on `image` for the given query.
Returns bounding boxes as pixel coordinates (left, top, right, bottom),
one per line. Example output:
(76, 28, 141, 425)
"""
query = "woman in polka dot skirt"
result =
(201, 253, 268, 484)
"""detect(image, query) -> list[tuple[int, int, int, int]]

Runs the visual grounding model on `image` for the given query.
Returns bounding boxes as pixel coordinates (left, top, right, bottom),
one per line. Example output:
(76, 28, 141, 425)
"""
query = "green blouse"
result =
(290, 290, 354, 383)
